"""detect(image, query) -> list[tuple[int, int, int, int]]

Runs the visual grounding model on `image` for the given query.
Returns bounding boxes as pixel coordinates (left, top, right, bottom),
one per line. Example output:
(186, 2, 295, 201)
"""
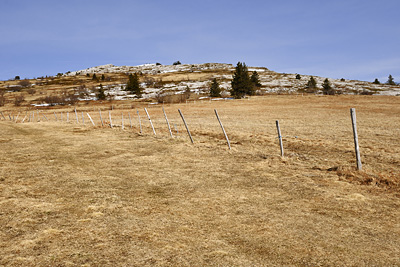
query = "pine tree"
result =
(373, 78, 380, 84)
(209, 78, 221, 97)
(295, 74, 301, 80)
(97, 84, 106, 100)
(231, 62, 252, 98)
(92, 73, 97, 80)
(305, 76, 317, 93)
(322, 78, 335, 95)
(387, 74, 395, 85)
(126, 73, 143, 98)
(101, 74, 105, 81)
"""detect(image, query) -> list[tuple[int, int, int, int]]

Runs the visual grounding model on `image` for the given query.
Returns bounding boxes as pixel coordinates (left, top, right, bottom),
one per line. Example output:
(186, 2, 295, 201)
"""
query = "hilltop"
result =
(0, 62, 399, 107)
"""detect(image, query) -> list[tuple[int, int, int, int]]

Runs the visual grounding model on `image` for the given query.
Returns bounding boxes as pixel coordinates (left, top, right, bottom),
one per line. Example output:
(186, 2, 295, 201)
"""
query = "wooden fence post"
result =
(215, 109, 231, 150)
(276, 120, 284, 157)
(162, 107, 173, 138)
(128, 113, 132, 129)
(137, 109, 142, 134)
(75, 108, 79, 123)
(67, 112, 69, 122)
(99, 109, 104, 127)
(54, 112, 57, 121)
(350, 108, 362, 170)
(15, 112, 20, 123)
(109, 111, 113, 128)
(60, 112, 63, 121)
(178, 109, 194, 143)
(0, 111, 5, 120)
(81, 112, 85, 125)
(121, 113, 124, 129)
(87, 113, 95, 126)
(144, 108, 156, 136)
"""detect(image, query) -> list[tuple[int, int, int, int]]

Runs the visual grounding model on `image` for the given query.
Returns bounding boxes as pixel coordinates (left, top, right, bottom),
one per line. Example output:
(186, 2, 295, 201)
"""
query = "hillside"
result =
(0, 63, 399, 108)
(1, 95, 399, 266)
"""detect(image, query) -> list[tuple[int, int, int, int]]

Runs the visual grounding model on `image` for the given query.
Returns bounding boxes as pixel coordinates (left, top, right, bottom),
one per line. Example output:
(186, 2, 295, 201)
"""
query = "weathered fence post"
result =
(87, 113, 95, 126)
(276, 120, 284, 157)
(109, 111, 113, 128)
(99, 109, 104, 127)
(54, 112, 57, 121)
(215, 109, 231, 150)
(81, 112, 85, 125)
(67, 112, 69, 122)
(128, 113, 132, 129)
(0, 111, 5, 120)
(144, 108, 156, 136)
(15, 112, 20, 123)
(121, 113, 124, 129)
(75, 108, 79, 123)
(162, 107, 173, 138)
(178, 109, 194, 143)
(350, 108, 362, 170)
(137, 109, 142, 134)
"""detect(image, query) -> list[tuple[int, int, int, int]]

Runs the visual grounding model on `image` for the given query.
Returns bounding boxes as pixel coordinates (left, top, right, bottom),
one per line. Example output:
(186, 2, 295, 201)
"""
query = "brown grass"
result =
(1, 95, 400, 266)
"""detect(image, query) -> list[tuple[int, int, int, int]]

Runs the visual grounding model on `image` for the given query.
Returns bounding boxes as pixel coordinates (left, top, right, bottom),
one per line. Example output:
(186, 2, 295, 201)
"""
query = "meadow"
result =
(1, 95, 399, 266)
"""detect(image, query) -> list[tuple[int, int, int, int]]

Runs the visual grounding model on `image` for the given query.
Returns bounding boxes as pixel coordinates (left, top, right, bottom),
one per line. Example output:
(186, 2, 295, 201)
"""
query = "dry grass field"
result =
(1, 95, 399, 266)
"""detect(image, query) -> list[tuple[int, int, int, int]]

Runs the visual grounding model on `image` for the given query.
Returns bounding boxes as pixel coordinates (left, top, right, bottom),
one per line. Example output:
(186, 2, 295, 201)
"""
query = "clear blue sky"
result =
(1, 0, 399, 82)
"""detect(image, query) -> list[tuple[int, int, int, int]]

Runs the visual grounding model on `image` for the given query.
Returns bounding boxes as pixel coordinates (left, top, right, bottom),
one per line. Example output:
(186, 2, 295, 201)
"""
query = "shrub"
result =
(173, 61, 181, 65)
(18, 80, 31, 88)
(295, 74, 301, 80)
(14, 95, 25, 106)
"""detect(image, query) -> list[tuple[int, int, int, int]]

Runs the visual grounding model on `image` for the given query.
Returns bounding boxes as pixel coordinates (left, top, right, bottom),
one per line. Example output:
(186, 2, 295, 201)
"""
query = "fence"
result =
(0, 106, 366, 170)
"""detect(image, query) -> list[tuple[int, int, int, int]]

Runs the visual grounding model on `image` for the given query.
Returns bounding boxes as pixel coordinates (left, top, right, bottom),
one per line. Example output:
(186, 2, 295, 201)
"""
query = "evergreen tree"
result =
(387, 74, 395, 85)
(97, 84, 106, 100)
(101, 74, 105, 81)
(231, 62, 252, 98)
(305, 76, 317, 93)
(209, 78, 221, 97)
(295, 74, 301, 80)
(126, 73, 143, 98)
(322, 78, 335, 95)
(373, 78, 380, 84)
(92, 73, 97, 80)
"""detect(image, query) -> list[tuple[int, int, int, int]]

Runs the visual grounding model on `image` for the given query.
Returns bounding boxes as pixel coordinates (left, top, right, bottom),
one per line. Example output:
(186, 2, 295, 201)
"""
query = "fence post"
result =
(128, 113, 132, 129)
(54, 112, 57, 121)
(121, 113, 124, 129)
(162, 107, 173, 138)
(144, 108, 156, 136)
(99, 109, 104, 127)
(109, 111, 113, 128)
(276, 120, 284, 157)
(87, 113, 95, 126)
(81, 112, 85, 125)
(75, 108, 79, 123)
(15, 112, 20, 123)
(350, 108, 362, 170)
(0, 111, 5, 120)
(215, 109, 231, 150)
(137, 109, 142, 134)
(67, 112, 69, 122)
(178, 109, 194, 143)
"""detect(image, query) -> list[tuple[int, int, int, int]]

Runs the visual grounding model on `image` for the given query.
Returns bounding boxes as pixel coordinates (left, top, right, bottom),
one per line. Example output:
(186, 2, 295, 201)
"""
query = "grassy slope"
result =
(1, 95, 399, 266)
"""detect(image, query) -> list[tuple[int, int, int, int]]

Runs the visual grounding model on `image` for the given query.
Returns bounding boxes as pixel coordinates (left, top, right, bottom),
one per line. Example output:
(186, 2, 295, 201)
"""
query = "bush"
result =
(14, 95, 25, 106)
(173, 61, 181, 65)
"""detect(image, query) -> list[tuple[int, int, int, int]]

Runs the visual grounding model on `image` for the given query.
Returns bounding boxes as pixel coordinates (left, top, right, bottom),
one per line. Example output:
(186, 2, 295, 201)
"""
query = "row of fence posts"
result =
(0, 108, 362, 170)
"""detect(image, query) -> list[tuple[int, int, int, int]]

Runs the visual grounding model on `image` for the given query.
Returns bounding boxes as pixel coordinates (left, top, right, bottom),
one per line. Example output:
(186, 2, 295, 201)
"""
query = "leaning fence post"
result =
(144, 108, 156, 136)
(350, 108, 362, 170)
(178, 109, 194, 143)
(215, 109, 231, 150)
(276, 120, 284, 157)
(0, 111, 5, 120)
(162, 107, 173, 138)
(75, 108, 79, 123)
(87, 113, 95, 126)
(137, 109, 142, 134)
(15, 112, 20, 123)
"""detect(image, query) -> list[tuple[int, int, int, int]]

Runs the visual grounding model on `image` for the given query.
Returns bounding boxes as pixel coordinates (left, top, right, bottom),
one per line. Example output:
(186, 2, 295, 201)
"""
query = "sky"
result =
(1, 0, 399, 83)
